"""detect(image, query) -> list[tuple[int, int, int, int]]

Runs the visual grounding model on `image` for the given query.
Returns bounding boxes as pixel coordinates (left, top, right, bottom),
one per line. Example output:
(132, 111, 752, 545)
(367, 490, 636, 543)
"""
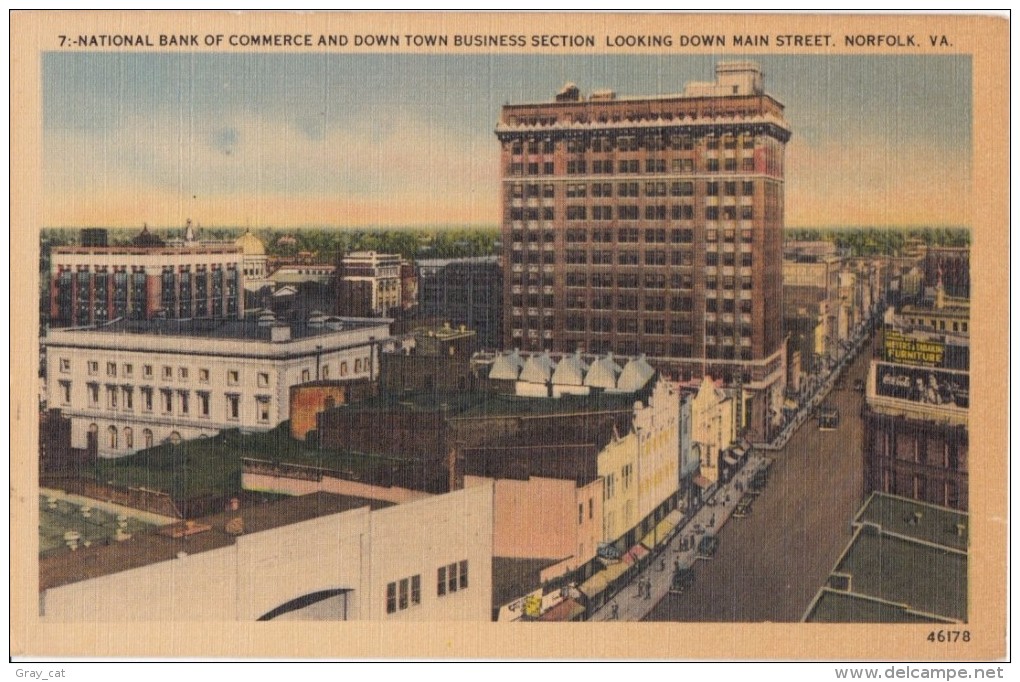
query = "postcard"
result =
(10, 11, 1009, 661)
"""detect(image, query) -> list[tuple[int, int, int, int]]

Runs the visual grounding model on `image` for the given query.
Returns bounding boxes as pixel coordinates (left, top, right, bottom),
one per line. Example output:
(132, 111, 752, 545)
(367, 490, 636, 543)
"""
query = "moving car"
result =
(817, 404, 839, 430)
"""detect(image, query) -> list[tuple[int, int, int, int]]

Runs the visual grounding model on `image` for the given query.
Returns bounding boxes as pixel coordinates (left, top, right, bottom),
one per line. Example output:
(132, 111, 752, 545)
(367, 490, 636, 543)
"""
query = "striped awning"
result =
(577, 560, 630, 598)
(622, 543, 650, 564)
(538, 597, 586, 621)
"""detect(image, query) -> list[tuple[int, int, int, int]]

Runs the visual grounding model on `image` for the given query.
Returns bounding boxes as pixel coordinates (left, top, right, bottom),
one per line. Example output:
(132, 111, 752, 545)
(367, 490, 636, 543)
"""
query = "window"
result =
(566, 183, 586, 198)
(301, 369, 311, 382)
(163, 366, 173, 380)
(161, 389, 173, 414)
(258, 372, 269, 388)
(178, 367, 189, 381)
(257, 396, 271, 423)
(88, 361, 98, 376)
(179, 391, 190, 415)
(143, 365, 153, 379)
(617, 206, 637, 220)
(438, 561, 469, 597)
(226, 394, 240, 420)
(198, 391, 210, 417)
(199, 368, 209, 383)
(566, 206, 587, 221)
(227, 370, 239, 385)
(141, 387, 153, 412)
(123, 364, 133, 378)
(87, 383, 99, 408)
(59, 358, 71, 373)
(387, 574, 422, 614)
(59, 380, 71, 404)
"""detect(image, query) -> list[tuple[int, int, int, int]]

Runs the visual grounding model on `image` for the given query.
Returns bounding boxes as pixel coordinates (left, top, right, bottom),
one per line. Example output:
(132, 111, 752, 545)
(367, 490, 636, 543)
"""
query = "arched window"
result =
(108, 426, 118, 449)
(143, 428, 153, 448)
(169, 431, 182, 445)
(124, 427, 133, 449)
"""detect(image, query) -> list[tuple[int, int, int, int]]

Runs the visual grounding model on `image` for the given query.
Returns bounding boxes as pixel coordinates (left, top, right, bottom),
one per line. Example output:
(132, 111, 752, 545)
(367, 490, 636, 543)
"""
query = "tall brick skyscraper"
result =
(496, 62, 790, 437)
(497, 60, 789, 360)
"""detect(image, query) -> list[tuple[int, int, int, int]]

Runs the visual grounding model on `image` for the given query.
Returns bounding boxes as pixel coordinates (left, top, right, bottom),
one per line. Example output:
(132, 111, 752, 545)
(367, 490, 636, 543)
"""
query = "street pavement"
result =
(643, 334, 874, 622)
(589, 453, 767, 622)
(589, 328, 876, 623)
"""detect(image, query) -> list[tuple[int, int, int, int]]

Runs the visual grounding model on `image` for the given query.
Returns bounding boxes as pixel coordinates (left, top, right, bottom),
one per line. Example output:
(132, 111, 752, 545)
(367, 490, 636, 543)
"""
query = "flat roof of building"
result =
(48, 315, 390, 342)
(806, 590, 952, 624)
(804, 493, 967, 623)
(40, 492, 392, 591)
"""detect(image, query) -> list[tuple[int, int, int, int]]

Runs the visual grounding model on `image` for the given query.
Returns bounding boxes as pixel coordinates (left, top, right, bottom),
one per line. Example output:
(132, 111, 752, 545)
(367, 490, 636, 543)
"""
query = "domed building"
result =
(235, 229, 270, 291)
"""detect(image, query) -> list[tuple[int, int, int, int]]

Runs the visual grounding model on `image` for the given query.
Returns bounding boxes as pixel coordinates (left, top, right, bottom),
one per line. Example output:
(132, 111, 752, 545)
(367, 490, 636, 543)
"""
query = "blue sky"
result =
(43, 53, 971, 229)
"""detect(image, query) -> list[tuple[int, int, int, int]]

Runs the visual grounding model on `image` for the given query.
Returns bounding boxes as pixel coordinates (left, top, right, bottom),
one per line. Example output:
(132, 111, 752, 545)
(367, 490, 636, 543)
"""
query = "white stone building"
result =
(44, 315, 394, 457)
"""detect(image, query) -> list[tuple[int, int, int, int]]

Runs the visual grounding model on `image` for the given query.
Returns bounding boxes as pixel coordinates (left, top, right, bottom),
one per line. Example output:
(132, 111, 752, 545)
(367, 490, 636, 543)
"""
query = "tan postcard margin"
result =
(9, 11, 1009, 660)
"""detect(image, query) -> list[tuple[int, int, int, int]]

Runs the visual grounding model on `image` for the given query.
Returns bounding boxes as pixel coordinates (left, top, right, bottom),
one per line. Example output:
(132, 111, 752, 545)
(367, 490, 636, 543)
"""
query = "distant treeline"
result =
(40, 226, 501, 262)
(785, 227, 970, 258)
(41, 224, 969, 263)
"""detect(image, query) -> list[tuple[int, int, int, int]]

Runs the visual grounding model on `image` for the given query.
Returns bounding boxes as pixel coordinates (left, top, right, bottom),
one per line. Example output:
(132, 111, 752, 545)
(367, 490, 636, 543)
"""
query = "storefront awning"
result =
(577, 560, 630, 598)
(649, 515, 679, 546)
(723, 453, 740, 466)
(694, 475, 714, 489)
(538, 597, 586, 622)
(622, 543, 650, 564)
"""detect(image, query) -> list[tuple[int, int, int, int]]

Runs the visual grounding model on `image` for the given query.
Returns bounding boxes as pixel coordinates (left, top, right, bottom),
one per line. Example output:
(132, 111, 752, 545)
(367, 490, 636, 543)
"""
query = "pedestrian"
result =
(611, 603, 619, 620)
(659, 559, 666, 572)
(645, 579, 651, 600)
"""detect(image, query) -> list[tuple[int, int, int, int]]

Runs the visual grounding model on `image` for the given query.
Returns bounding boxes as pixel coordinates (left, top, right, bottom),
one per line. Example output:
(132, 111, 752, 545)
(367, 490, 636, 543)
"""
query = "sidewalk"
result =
(589, 454, 768, 622)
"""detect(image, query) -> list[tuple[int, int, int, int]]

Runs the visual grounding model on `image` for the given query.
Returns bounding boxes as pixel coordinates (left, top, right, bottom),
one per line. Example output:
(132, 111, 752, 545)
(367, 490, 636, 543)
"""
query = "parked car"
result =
(748, 459, 773, 494)
(733, 495, 755, 518)
(697, 535, 720, 558)
(669, 567, 696, 595)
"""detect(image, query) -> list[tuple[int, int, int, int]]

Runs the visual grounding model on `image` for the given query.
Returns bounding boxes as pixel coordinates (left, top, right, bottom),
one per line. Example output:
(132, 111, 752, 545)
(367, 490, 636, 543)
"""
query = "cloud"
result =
(44, 110, 500, 227)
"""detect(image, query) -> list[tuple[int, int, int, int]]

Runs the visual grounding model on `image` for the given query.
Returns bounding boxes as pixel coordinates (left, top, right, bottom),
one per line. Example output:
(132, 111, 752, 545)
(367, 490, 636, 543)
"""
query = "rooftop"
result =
(804, 493, 968, 623)
(45, 314, 389, 343)
(86, 423, 414, 502)
(40, 492, 393, 591)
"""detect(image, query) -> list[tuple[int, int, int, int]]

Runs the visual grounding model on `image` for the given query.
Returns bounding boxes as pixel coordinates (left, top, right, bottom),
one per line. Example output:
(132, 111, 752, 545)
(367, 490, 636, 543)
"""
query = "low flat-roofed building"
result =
(44, 315, 394, 457)
(804, 492, 967, 623)
(40, 484, 493, 622)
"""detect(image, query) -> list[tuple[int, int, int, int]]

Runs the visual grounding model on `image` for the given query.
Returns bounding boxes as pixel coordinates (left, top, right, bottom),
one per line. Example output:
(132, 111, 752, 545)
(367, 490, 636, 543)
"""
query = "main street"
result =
(645, 336, 875, 622)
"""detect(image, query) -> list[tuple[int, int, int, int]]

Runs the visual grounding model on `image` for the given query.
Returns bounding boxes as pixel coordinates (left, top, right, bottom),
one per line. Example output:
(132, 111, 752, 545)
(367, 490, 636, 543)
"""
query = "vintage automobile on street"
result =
(697, 535, 720, 559)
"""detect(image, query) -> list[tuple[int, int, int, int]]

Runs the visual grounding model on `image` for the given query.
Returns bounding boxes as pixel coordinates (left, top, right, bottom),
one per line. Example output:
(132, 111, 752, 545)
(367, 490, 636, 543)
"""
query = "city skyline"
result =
(44, 53, 971, 231)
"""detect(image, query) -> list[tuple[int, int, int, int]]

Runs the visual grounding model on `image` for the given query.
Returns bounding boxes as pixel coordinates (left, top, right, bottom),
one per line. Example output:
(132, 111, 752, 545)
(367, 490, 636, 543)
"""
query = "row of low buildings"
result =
(781, 240, 884, 391)
(48, 225, 421, 324)
(40, 313, 745, 620)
